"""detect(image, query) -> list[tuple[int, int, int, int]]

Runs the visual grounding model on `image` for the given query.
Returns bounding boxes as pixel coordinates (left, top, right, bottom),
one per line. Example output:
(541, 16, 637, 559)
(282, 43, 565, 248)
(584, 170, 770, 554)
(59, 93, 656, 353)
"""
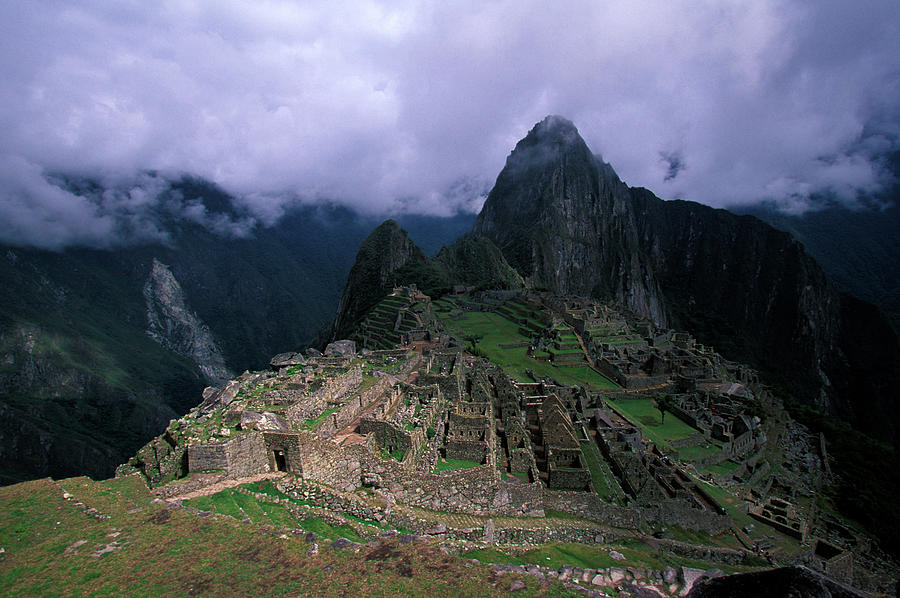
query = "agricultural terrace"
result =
(434, 303, 617, 390)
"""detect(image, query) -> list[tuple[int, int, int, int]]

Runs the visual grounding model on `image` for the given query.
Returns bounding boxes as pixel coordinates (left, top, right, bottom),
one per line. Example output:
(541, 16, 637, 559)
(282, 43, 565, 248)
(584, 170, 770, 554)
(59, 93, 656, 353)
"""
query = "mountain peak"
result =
(331, 219, 427, 340)
(516, 115, 585, 152)
(529, 114, 579, 141)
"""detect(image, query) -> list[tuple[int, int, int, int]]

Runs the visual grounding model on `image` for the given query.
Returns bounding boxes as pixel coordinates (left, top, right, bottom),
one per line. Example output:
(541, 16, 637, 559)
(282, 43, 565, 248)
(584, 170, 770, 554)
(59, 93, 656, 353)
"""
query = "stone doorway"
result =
(273, 449, 287, 471)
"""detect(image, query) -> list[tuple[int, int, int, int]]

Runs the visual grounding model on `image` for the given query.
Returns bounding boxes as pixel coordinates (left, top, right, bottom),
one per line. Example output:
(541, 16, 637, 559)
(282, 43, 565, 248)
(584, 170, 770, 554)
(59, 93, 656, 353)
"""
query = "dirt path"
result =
(165, 472, 286, 502)
(571, 329, 596, 368)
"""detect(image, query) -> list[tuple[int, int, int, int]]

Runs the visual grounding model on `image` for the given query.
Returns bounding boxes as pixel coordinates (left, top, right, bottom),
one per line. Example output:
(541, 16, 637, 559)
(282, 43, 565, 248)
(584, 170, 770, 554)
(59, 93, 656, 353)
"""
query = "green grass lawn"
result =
(678, 442, 725, 463)
(579, 441, 626, 504)
(297, 516, 364, 542)
(433, 458, 482, 472)
(436, 310, 617, 389)
(606, 398, 698, 448)
(462, 539, 766, 575)
(702, 460, 740, 477)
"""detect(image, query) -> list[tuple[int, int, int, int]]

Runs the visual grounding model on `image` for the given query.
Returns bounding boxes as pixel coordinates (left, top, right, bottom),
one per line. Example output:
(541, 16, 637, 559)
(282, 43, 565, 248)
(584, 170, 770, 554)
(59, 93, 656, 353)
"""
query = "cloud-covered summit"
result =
(1, 1, 898, 248)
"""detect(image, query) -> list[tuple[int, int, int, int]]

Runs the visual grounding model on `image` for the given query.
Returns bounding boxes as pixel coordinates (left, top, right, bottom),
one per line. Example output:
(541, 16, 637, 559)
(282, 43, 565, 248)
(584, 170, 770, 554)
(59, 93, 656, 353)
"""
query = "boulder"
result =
(361, 473, 383, 488)
(305, 347, 323, 357)
(609, 567, 627, 583)
(257, 411, 290, 432)
(240, 411, 264, 430)
(679, 567, 707, 590)
(240, 410, 290, 432)
(324, 339, 356, 357)
(199, 379, 241, 415)
(330, 538, 360, 552)
(269, 352, 305, 370)
(610, 550, 626, 561)
(662, 567, 677, 585)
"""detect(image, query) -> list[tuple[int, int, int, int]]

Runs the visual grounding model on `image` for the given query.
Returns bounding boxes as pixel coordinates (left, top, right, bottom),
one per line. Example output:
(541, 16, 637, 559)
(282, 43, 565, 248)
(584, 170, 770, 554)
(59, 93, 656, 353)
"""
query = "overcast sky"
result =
(1, 1, 898, 248)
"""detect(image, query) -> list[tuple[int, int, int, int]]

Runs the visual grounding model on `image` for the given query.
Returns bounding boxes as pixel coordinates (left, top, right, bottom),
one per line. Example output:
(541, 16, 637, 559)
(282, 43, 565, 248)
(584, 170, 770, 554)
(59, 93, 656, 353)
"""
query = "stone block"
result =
(325, 340, 356, 357)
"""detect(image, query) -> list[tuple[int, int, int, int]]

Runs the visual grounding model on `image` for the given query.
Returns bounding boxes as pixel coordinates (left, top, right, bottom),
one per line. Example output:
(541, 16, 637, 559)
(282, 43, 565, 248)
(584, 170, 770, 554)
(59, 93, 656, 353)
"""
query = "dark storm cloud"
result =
(0, 1, 898, 248)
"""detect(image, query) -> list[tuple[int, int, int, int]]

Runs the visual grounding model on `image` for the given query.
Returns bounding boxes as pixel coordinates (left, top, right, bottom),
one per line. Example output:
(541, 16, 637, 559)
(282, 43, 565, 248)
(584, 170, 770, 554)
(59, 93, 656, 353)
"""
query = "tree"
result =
(656, 395, 675, 424)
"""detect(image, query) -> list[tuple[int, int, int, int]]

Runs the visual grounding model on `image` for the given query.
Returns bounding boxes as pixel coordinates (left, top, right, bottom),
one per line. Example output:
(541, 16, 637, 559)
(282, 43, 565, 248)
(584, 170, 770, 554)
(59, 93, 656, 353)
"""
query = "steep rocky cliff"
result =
(143, 259, 233, 385)
(474, 116, 899, 440)
(474, 115, 667, 325)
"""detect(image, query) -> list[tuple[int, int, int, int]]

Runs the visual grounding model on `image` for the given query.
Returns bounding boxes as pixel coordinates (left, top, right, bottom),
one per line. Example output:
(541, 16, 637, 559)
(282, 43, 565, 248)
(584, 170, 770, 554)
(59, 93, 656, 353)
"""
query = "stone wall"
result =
(262, 431, 303, 474)
(287, 429, 544, 517)
(509, 448, 533, 473)
(388, 466, 544, 517)
(360, 377, 402, 420)
(317, 394, 364, 438)
(225, 432, 268, 477)
(548, 464, 592, 490)
(542, 489, 731, 534)
(187, 443, 228, 472)
(285, 365, 363, 422)
(651, 537, 753, 565)
(358, 418, 425, 460)
(258, 387, 309, 405)
(188, 432, 268, 477)
(291, 430, 364, 492)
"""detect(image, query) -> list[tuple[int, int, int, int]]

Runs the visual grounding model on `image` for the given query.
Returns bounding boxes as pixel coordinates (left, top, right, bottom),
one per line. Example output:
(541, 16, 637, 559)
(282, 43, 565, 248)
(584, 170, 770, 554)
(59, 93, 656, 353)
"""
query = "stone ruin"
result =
(115, 285, 900, 596)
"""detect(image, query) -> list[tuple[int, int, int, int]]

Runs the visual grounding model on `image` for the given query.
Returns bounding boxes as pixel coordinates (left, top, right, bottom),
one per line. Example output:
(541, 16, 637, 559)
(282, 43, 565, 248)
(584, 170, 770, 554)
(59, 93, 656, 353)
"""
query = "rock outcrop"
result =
(144, 259, 233, 385)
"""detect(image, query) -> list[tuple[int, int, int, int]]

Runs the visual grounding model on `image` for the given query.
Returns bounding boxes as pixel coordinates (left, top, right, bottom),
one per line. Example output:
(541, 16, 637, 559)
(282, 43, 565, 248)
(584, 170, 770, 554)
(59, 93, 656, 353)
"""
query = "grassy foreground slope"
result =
(0, 476, 578, 597)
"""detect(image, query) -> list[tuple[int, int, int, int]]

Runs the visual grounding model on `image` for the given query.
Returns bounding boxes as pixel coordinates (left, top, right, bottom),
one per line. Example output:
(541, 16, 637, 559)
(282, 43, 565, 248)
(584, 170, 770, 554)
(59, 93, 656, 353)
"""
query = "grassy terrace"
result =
(462, 537, 768, 576)
(702, 460, 740, 477)
(433, 458, 482, 472)
(678, 442, 725, 463)
(606, 397, 698, 450)
(436, 308, 617, 389)
(185, 484, 369, 542)
(300, 406, 340, 431)
(579, 440, 626, 504)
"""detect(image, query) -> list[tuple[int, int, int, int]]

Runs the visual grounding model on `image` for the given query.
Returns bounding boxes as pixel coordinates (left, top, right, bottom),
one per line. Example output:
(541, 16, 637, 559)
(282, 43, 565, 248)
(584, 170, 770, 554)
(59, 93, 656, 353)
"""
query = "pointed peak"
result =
(531, 115, 579, 138)
(511, 115, 589, 156)
(517, 115, 584, 149)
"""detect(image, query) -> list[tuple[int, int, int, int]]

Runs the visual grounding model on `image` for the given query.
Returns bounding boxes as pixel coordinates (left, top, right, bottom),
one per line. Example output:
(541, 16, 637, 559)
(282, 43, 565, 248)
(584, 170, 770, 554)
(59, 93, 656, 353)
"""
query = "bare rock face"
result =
(143, 259, 233, 386)
(324, 340, 356, 358)
(474, 115, 667, 326)
(199, 379, 241, 415)
(240, 410, 289, 432)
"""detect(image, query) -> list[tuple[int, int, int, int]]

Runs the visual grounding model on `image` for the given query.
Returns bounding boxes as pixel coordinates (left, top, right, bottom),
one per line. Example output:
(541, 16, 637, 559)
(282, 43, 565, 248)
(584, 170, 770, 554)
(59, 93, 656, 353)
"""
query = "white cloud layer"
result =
(0, 0, 898, 247)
